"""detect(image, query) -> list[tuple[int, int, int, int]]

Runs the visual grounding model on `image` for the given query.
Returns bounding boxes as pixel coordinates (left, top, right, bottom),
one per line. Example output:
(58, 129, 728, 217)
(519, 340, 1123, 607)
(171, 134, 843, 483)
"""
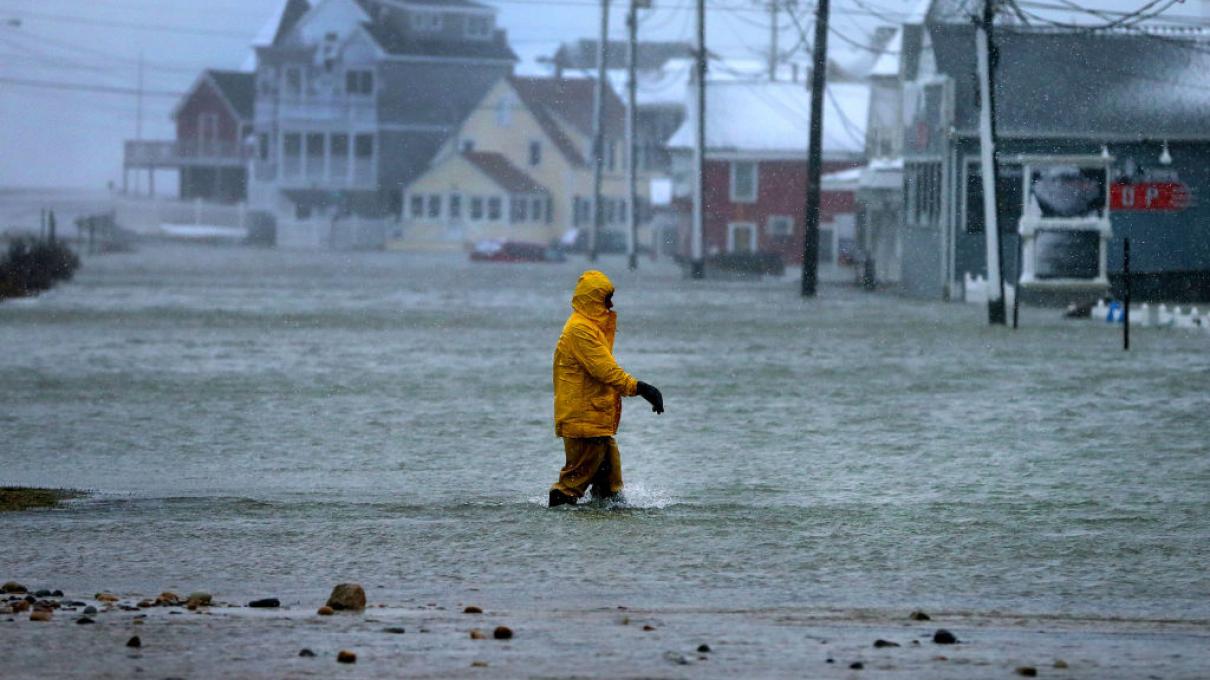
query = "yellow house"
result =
(390, 75, 649, 250)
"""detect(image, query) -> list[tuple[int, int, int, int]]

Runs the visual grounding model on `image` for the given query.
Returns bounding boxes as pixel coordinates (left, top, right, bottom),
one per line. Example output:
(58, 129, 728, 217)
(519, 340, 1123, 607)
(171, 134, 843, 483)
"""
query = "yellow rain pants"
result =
(551, 436, 623, 499)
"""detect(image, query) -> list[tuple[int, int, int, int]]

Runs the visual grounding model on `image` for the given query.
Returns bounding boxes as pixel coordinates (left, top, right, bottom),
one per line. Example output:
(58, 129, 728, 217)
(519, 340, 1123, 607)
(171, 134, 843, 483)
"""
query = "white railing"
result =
(125, 140, 250, 168)
(1091, 300, 1210, 331)
(113, 195, 248, 237)
(276, 216, 393, 251)
(278, 97, 376, 124)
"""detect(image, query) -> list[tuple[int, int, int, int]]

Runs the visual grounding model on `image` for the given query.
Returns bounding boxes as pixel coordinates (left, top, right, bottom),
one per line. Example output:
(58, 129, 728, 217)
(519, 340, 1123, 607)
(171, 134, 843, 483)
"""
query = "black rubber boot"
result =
(548, 489, 577, 508)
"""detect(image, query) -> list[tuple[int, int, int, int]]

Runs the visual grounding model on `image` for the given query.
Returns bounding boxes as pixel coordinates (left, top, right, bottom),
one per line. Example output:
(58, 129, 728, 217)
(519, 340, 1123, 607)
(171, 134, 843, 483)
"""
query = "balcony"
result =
(276, 95, 377, 125)
(124, 139, 251, 169)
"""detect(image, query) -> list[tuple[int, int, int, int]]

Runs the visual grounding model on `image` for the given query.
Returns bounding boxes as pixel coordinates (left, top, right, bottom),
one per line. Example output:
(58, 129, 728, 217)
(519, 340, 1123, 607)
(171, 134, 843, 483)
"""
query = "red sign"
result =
(1110, 181, 1191, 212)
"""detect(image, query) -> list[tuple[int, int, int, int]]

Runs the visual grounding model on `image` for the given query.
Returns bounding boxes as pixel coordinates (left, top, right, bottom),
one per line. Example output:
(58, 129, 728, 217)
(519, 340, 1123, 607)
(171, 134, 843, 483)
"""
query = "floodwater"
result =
(2, 244, 1208, 627)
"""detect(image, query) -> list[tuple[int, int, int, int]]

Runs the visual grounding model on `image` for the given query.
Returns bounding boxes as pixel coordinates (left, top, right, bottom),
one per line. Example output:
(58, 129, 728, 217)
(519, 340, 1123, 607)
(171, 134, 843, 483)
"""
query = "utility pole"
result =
(626, 0, 642, 270)
(768, 0, 779, 81)
(975, 0, 1007, 324)
(800, 0, 829, 297)
(690, 0, 706, 278)
(136, 51, 144, 141)
(589, 0, 611, 262)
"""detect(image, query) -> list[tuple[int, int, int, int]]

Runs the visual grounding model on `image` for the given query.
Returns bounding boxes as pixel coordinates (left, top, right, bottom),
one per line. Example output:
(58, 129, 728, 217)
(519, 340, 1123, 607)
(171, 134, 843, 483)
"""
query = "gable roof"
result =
(507, 76, 625, 166)
(463, 151, 548, 193)
(929, 25, 1210, 139)
(252, 0, 313, 47)
(361, 19, 516, 61)
(666, 81, 869, 158)
(207, 71, 255, 120)
(171, 70, 256, 122)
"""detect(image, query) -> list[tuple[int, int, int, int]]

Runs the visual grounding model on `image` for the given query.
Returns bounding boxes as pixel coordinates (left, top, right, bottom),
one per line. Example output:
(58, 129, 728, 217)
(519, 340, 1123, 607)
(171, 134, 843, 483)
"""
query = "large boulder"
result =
(325, 583, 366, 611)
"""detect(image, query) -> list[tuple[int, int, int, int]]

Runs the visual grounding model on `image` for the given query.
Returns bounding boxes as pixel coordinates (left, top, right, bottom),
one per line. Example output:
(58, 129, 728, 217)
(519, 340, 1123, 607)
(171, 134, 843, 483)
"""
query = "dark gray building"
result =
(900, 2, 1210, 301)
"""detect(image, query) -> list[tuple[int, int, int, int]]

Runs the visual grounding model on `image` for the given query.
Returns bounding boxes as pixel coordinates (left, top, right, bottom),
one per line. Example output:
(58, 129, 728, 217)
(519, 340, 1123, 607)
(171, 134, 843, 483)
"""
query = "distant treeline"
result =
(0, 237, 81, 301)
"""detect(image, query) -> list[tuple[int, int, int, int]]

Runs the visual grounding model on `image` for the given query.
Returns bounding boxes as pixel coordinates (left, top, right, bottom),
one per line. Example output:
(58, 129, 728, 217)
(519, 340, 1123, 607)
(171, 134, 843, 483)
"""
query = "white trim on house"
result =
(766, 214, 794, 237)
(727, 221, 757, 253)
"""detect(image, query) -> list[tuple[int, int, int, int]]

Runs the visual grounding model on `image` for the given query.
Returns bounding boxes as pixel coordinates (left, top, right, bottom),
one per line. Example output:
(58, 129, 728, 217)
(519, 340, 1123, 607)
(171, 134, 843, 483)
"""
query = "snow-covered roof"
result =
(869, 27, 902, 78)
(665, 81, 869, 158)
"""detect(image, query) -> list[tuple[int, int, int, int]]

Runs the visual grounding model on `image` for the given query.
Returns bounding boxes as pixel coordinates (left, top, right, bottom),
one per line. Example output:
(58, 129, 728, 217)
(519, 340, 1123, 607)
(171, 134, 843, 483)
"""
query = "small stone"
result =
(874, 639, 900, 648)
(932, 629, 958, 644)
(34, 589, 52, 598)
(463, 605, 483, 614)
(471, 661, 488, 668)
(0, 607, 12, 615)
(248, 598, 280, 608)
(642, 624, 656, 631)
(493, 625, 513, 640)
(185, 592, 211, 607)
(469, 629, 487, 640)
(826, 658, 834, 664)
(1016, 667, 1038, 677)
(850, 662, 864, 670)
(76, 616, 95, 624)
(51, 590, 64, 598)
(96, 593, 119, 603)
(186, 602, 198, 611)
(910, 610, 931, 621)
(156, 592, 181, 606)
(933, 655, 948, 661)
(298, 648, 315, 658)
(23, 595, 35, 603)
(697, 644, 711, 653)
(911, 640, 920, 646)
(336, 650, 356, 664)
(29, 610, 52, 622)
(1054, 659, 1069, 669)
(132, 619, 144, 625)
(383, 626, 406, 634)
(83, 605, 97, 615)
(1, 582, 27, 594)
(137, 599, 154, 608)
(316, 605, 335, 616)
(126, 636, 142, 648)
(326, 583, 366, 611)
(12, 601, 29, 613)
(620, 615, 630, 625)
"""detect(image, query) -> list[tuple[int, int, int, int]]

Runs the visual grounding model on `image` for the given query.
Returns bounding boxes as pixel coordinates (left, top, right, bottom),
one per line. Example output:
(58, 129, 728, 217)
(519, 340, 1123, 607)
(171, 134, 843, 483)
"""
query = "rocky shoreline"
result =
(3, 579, 1208, 678)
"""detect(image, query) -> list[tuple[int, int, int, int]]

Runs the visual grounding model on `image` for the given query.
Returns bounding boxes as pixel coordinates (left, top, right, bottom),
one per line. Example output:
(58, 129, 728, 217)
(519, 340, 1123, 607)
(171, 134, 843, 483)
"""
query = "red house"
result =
(667, 80, 868, 265)
(123, 69, 254, 203)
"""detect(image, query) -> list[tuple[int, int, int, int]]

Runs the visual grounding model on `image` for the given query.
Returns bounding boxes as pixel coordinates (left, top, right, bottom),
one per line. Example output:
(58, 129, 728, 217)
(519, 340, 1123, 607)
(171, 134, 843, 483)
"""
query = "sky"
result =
(0, 0, 1205, 190)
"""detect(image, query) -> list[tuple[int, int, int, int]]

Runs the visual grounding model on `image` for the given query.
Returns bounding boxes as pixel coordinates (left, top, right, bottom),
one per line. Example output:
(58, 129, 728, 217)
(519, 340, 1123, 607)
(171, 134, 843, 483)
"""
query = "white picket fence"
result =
(1090, 300, 1210, 331)
(113, 196, 249, 240)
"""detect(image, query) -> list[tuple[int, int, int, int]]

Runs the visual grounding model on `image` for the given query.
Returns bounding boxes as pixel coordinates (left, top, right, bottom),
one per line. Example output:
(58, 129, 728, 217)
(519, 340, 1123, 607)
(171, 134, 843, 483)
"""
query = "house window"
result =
(283, 66, 303, 97)
(461, 139, 475, 152)
(411, 10, 442, 32)
(767, 215, 793, 237)
(282, 132, 301, 177)
(306, 133, 324, 178)
(354, 133, 374, 159)
(409, 195, 424, 218)
(465, 15, 491, 39)
(449, 193, 462, 219)
(604, 199, 615, 224)
(470, 196, 484, 220)
(511, 196, 527, 223)
(529, 141, 541, 166)
(487, 197, 502, 221)
(427, 194, 441, 218)
(607, 141, 617, 171)
(730, 161, 757, 203)
(329, 133, 349, 179)
(257, 133, 270, 161)
(345, 70, 373, 96)
(495, 96, 513, 127)
(531, 197, 542, 221)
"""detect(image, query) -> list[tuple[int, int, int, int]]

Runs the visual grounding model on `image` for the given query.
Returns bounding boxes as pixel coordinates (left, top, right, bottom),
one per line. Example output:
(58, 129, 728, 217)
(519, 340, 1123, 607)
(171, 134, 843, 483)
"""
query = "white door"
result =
(728, 222, 756, 253)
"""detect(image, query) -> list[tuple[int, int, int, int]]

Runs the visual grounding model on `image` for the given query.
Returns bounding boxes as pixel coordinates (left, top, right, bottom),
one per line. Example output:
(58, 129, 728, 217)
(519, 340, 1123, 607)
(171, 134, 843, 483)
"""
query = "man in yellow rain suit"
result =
(549, 270, 663, 507)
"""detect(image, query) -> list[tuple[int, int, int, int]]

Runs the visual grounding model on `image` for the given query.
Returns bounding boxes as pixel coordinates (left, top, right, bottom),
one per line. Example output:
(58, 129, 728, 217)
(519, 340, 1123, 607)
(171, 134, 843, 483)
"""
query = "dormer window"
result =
(465, 16, 491, 39)
(411, 11, 443, 32)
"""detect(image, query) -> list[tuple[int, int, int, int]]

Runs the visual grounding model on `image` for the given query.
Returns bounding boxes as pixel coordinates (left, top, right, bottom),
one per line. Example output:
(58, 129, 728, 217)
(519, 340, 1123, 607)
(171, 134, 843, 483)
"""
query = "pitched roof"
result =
(463, 151, 548, 193)
(252, 0, 312, 47)
(207, 70, 255, 120)
(665, 81, 869, 158)
(507, 76, 625, 166)
(362, 20, 516, 61)
(929, 25, 1210, 139)
(554, 39, 693, 71)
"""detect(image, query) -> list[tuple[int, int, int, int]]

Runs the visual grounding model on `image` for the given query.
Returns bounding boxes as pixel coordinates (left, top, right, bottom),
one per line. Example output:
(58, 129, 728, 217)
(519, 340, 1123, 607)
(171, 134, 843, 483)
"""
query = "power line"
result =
(0, 75, 183, 98)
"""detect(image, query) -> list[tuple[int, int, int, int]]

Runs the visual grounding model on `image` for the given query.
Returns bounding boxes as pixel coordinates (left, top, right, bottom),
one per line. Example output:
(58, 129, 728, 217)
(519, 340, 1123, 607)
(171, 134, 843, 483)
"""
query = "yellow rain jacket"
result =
(553, 270, 639, 438)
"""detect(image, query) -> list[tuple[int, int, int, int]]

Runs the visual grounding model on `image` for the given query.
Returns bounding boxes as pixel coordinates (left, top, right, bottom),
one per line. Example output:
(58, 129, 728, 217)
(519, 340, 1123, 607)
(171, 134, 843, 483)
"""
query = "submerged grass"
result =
(0, 487, 83, 512)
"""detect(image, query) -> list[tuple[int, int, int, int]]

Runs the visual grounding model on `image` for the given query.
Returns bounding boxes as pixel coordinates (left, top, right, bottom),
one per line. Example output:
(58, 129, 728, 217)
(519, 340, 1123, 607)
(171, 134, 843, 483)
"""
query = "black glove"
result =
(636, 381, 664, 414)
